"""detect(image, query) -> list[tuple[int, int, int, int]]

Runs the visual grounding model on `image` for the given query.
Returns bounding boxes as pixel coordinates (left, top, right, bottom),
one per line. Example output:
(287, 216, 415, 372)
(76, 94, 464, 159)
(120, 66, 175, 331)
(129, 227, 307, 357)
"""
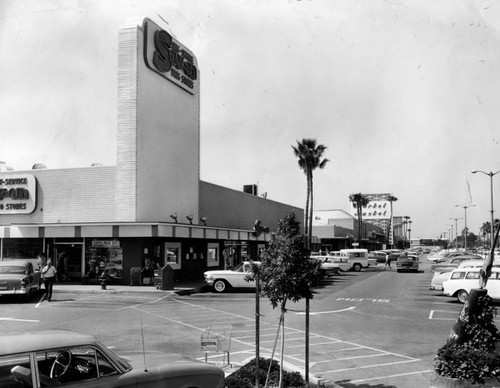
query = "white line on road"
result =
(429, 310, 459, 320)
(321, 359, 420, 374)
(0, 317, 40, 322)
(348, 369, 434, 383)
(293, 306, 356, 315)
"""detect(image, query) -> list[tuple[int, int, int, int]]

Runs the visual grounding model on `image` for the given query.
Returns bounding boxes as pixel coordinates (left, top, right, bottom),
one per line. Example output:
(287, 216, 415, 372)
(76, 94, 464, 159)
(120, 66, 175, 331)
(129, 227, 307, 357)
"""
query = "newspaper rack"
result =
(201, 325, 232, 366)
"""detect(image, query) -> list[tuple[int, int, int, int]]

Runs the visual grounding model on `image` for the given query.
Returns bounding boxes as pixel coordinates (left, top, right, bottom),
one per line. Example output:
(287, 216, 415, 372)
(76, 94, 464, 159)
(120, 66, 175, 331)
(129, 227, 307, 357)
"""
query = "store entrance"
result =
(54, 243, 83, 281)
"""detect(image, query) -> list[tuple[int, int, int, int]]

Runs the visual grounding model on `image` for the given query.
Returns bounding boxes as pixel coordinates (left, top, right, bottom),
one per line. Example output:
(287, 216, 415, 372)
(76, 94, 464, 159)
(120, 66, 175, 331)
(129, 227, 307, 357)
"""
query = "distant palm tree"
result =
(386, 195, 398, 248)
(481, 222, 490, 249)
(349, 193, 370, 245)
(292, 138, 329, 249)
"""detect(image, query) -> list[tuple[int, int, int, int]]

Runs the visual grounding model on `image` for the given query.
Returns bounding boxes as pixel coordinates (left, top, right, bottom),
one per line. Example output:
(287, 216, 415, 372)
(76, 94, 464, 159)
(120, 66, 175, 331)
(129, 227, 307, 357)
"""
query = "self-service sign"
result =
(143, 18, 199, 95)
(0, 174, 36, 214)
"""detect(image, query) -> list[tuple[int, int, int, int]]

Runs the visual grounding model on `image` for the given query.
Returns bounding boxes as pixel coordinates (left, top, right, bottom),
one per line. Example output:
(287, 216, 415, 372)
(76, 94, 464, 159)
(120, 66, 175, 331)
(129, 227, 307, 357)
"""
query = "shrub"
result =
(225, 357, 324, 388)
(434, 294, 500, 384)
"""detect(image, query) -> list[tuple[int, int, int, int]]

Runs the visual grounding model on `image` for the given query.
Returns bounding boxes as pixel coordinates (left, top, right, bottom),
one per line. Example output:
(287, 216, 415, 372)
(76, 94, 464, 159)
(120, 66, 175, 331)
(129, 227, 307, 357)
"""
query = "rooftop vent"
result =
(243, 184, 258, 196)
(32, 163, 47, 169)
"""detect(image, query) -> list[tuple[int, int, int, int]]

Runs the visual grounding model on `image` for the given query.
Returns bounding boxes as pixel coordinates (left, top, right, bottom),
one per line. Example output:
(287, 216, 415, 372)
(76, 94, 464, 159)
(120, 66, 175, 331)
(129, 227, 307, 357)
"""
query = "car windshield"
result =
(0, 266, 25, 274)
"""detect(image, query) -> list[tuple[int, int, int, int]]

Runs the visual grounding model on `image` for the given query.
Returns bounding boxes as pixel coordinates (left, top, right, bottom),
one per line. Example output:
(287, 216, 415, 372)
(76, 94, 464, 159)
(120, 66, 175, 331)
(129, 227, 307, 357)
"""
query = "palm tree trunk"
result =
(308, 170, 313, 251)
(357, 204, 362, 243)
(305, 173, 311, 242)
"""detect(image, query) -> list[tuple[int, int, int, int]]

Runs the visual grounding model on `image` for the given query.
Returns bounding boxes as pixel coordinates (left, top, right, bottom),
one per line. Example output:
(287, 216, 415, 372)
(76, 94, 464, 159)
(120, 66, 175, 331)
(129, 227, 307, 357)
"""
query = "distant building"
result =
(312, 209, 385, 252)
(349, 193, 395, 245)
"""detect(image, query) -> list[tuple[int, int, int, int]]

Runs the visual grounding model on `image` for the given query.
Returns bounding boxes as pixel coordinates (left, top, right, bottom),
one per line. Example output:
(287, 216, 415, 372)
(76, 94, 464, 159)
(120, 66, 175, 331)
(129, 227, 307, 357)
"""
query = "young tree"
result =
(349, 193, 370, 245)
(291, 138, 329, 249)
(250, 212, 321, 387)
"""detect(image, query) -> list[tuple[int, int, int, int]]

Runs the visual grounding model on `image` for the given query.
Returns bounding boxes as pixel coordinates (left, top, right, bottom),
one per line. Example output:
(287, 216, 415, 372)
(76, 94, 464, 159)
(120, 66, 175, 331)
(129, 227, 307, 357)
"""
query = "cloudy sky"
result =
(1, 0, 499, 239)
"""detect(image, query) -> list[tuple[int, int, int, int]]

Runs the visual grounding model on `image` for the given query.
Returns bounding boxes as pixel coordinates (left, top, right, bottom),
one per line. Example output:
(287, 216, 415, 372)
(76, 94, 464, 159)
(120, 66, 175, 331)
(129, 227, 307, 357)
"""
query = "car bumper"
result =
(0, 288, 28, 295)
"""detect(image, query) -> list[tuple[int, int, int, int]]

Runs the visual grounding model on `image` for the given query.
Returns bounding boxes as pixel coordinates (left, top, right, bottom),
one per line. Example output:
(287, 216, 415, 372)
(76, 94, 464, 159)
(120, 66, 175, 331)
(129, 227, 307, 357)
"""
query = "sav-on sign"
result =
(143, 18, 199, 95)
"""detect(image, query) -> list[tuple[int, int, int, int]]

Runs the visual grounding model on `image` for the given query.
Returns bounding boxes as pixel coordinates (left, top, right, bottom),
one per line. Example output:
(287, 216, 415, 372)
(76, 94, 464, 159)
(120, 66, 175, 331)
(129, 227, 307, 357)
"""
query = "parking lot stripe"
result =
(348, 369, 434, 383)
(321, 359, 420, 374)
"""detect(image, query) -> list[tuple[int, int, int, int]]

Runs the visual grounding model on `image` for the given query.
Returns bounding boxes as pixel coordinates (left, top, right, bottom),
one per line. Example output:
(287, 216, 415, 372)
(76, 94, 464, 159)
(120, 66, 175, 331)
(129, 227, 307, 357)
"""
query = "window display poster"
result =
(207, 243, 219, 267)
(165, 242, 181, 269)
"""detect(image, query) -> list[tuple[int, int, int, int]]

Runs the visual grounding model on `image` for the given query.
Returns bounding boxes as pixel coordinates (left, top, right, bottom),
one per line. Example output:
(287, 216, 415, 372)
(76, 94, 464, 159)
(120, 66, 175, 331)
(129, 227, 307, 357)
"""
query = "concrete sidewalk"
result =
(51, 280, 204, 296)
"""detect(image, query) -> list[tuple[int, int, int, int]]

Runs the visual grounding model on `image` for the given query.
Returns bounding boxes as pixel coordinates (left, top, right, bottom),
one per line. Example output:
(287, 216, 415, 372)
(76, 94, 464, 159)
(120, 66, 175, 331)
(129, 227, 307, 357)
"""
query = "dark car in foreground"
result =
(0, 330, 225, 387)
(0, 259, 41, 299)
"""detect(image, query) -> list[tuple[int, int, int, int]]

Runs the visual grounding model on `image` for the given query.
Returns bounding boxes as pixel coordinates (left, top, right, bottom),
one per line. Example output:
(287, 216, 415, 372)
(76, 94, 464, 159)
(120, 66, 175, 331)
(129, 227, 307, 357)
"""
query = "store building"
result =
(0, 17, 302, 284)
(312, 209, 385, 252)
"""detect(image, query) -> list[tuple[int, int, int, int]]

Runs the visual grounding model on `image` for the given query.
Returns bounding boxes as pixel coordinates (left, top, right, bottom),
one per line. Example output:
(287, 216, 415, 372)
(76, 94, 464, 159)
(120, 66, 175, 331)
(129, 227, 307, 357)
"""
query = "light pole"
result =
(450, 217, 462, 250)
(404, 216, 410, 249)
(455, 204, 476, 251)
(471, 170, 500, 253)
(408, 220, 412, 246)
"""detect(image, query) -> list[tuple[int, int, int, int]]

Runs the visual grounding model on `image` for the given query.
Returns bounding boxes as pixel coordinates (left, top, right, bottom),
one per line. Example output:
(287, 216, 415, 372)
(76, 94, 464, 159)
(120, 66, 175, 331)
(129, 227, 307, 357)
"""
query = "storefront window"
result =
(207, 243, 219, 267)
(86, 240, 123, 279)
(165, 242, 181, 269)
(2, 238, 43, 259)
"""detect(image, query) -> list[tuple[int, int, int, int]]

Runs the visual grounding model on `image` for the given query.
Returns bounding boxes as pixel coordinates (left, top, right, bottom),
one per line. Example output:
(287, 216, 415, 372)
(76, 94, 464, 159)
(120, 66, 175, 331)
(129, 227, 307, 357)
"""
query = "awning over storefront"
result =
(0, 222, 268, 242)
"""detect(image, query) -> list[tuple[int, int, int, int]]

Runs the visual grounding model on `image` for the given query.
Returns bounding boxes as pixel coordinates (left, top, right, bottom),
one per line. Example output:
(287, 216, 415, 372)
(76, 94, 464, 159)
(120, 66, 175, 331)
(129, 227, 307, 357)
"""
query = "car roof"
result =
(0, 330, 98, 355)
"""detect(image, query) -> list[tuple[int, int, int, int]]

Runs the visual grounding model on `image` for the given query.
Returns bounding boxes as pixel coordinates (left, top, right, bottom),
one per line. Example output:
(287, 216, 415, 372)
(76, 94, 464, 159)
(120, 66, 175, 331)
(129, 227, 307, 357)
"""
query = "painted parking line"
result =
(429, 309, 458, 320)
(293, 306, 356, 315)
(0, 317, 40, 322)
(348, 369, 434, 384)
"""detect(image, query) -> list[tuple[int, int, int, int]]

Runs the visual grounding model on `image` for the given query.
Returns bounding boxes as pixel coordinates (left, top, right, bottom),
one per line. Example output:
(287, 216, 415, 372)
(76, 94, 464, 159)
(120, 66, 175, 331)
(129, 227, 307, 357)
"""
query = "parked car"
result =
(309, 256, 340, 277)
(430, 254, 484, 273)
(426, 251, 465, 263)
(395, 254, 419, 272)
(0, 259, 41, 299)
(429, 259, 500, 291)
(204, 261, 259, 293)
(368, 251, 387, 264)
(338, 249, 371, 271)
(443, 267, 500, 303)
(0, 329, 225, 388)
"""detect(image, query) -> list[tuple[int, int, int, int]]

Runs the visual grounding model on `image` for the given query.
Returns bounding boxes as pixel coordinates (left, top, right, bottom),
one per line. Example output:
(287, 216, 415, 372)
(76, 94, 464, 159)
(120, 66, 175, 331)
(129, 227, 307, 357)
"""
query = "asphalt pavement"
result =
(49, 279, 340, 387)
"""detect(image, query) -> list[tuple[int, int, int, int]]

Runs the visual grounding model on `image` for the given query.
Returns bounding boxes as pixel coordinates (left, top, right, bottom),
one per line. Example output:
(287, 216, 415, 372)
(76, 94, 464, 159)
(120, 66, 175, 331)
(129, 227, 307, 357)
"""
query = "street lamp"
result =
(408, 220, 412, 245)
(455, 204, 476, 251)
(471, 170, 500, 253)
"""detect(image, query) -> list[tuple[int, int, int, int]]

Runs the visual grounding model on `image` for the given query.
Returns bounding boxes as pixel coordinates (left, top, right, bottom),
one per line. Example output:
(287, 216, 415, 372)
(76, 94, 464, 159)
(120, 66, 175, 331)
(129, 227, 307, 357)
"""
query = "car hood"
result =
(121, 351, 202, 368)
(120, 351, 224, 386)
(204, 270, 238, 276)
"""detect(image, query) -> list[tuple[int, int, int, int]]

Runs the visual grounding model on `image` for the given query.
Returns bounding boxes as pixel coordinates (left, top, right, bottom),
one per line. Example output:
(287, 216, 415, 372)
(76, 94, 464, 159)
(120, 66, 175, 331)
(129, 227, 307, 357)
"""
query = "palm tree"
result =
(349, 193, 370, 245)
(292, 138, 329, 249)
(481, 222, 490, 249)
(386, 195, 398, 248)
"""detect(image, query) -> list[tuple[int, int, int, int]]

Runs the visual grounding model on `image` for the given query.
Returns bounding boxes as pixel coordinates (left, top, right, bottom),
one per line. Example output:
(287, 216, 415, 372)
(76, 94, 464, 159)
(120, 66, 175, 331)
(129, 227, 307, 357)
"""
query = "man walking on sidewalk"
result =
(42, 259, 57, 301)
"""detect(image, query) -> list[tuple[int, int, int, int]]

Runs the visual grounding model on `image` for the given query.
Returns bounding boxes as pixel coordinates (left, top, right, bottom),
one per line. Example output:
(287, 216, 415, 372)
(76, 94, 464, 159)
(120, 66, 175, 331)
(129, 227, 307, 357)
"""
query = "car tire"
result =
(457, 289, 469, 304)
(352, 263, 362, 272)
(213, 279, 228, 293)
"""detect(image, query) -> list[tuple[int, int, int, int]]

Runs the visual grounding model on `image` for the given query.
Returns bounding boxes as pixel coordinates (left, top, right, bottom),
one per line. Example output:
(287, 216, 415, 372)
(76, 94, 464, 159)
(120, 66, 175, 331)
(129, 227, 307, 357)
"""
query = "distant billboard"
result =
(348, 193, 392, 220)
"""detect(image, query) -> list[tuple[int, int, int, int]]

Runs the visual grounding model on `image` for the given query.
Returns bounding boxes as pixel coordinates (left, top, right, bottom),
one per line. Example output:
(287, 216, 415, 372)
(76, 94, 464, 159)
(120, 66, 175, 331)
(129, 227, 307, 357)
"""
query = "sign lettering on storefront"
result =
(143, 18, 198, 94)
(92, 240, 121, 249)
(0, 174, 36, 214)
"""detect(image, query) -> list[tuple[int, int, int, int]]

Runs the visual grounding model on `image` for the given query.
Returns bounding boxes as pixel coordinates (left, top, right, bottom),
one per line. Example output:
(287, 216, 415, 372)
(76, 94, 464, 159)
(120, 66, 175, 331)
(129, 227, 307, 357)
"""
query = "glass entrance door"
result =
(54, 243, 83, 281)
